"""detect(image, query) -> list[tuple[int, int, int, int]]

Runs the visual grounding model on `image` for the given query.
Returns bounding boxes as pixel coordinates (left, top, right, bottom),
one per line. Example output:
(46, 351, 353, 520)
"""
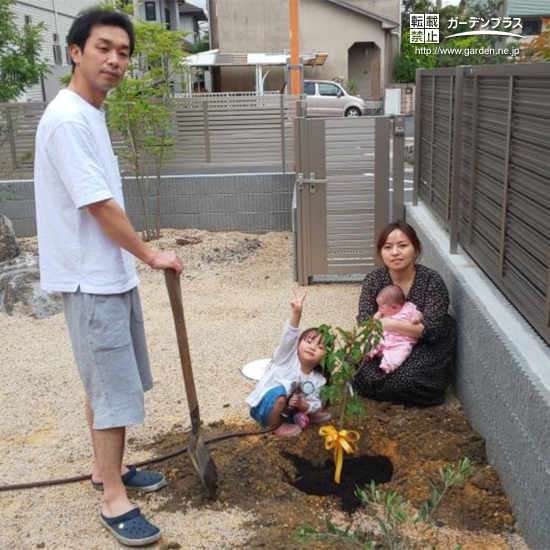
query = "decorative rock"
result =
(0, 214, 20, 262)
(0, 253, 62, 319)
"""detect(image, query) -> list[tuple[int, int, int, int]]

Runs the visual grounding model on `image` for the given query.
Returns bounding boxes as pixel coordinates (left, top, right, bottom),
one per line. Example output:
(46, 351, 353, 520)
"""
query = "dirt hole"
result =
(283, 451, 393, 514)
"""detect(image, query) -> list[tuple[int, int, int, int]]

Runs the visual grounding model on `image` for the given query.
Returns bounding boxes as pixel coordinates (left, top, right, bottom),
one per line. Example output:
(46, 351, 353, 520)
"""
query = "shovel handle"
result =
(164, 269, 199, 418)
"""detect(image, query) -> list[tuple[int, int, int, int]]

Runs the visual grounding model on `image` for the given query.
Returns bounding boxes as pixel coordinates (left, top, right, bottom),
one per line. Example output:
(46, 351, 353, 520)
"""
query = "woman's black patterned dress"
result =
(354, 264, 455, 406)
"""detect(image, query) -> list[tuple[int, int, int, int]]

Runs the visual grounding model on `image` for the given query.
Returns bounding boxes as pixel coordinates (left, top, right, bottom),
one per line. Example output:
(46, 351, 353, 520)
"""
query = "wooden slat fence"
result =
(414, 63, 550, 346)
(0, 94, 304, 179)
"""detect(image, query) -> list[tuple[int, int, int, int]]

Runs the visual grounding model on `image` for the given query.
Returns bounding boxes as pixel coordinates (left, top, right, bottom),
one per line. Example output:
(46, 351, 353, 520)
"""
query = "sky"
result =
(192, 0, 208, 10)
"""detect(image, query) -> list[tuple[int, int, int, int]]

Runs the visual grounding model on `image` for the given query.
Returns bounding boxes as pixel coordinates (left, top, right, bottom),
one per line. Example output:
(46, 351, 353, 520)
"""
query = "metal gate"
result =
(294, 116, 405, 285)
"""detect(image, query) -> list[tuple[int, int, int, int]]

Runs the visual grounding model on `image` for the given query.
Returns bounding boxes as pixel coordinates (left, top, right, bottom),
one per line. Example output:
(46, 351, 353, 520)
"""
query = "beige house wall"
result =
(209, 0, 396, 95)
(344, 0, 399, 24)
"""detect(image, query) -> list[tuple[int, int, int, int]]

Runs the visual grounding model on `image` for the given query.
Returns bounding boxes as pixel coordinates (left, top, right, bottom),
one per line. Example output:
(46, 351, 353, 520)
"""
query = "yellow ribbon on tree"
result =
(319, 426, 360, 484)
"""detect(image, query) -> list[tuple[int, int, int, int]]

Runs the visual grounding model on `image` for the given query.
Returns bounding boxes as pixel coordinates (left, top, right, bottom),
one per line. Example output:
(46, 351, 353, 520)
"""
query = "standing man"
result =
(34, 8, 181, 547)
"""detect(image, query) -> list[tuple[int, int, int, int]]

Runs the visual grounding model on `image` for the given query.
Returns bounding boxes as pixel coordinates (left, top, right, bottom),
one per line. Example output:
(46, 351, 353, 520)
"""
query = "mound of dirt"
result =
(147, 398, 522, 550)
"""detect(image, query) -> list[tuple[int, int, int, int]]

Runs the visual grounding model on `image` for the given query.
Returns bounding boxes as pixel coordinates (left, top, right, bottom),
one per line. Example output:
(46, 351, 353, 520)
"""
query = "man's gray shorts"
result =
(62, 288, 153, 430)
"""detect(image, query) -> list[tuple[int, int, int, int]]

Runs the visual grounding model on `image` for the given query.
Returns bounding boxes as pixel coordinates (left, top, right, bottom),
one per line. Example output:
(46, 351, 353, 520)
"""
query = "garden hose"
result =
(0, 425, 278, 493)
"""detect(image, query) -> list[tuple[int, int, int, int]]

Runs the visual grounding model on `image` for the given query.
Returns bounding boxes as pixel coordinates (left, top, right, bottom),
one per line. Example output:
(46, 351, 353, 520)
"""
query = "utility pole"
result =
(289, 0, 302, 94)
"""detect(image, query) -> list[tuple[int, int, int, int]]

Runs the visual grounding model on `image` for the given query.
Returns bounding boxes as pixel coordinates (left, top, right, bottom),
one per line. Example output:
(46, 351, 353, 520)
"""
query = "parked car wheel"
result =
(345, 107, 362, 117)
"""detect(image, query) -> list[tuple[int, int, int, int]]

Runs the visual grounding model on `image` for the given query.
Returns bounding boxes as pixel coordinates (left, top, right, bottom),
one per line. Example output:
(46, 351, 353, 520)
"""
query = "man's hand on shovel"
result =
(148, 250, 183, 276)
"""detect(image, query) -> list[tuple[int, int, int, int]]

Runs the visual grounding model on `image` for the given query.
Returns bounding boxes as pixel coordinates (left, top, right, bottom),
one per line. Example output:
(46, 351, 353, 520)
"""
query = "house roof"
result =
(178, 1, 207, 21)
(324, 0, 398, 29)
(506, 0, 550, 17)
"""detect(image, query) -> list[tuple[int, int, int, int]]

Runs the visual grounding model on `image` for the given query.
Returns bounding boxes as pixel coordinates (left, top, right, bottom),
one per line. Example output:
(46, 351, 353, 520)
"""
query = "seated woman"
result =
(354, 220, 455, 406)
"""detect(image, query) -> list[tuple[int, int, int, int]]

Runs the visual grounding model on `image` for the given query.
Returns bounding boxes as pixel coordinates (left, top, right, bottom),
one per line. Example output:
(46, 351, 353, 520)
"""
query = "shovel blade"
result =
(189, 433, 218, 500)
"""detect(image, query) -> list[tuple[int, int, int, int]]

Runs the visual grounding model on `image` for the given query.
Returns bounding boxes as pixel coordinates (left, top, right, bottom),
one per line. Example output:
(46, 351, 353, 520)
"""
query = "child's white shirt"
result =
(245, 322, 326, 413)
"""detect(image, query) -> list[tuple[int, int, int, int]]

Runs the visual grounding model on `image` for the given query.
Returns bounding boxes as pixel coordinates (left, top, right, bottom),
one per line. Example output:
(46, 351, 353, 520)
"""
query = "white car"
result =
(304, 80, 366, 117)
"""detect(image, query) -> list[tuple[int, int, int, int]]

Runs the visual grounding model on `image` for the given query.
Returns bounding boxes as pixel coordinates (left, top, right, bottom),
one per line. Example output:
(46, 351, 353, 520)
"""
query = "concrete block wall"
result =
(407, 203, 550, 550)
(0, 173, 295, 237)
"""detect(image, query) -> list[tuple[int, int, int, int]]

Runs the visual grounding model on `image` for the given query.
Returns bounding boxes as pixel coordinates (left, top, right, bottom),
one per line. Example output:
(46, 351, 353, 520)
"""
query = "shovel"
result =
(164, 269, 218, 499)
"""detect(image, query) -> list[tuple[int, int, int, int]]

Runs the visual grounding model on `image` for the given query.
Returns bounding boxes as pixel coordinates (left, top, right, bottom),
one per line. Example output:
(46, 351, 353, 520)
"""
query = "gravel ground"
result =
(0, 230, 361, 550)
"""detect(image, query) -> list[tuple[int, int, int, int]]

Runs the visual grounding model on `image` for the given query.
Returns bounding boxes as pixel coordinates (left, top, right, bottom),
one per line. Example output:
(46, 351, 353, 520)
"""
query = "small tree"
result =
(296, 458, 474, 550)
(521, 25, 550, 61)
(394, 0, 510, 83)
(317, 318, 383, 484)
(106, 3, 189, 240)
(0, 0, 48, 103)
(320, 318, 382, 429)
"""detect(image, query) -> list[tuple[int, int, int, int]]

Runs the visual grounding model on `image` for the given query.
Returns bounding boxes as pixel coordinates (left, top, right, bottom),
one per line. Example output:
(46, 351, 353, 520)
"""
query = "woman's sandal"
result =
(100, 507, 161, 547)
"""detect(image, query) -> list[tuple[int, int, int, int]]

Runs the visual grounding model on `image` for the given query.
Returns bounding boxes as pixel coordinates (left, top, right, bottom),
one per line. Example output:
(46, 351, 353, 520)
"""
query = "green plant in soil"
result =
(295, 458, 474, 550)
(319, 317, 382, 430)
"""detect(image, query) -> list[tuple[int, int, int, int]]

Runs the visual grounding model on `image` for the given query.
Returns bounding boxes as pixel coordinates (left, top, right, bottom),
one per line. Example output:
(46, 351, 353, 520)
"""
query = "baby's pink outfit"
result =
(370, 302, 423, 374)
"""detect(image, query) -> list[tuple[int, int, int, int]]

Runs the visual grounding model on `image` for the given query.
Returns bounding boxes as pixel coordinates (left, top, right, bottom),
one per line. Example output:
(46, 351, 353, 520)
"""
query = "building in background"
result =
(179, 1, 207, 49)
(505, 0, 550, 41)
(10, 0, 99, 101)
(207, 0, 400, 99)
(8, 0, 207, 102)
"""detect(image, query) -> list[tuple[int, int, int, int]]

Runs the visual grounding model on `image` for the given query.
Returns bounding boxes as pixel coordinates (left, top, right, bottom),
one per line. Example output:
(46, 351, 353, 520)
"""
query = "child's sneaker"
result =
(274, 423, 301, 438)
(308, 410, 332, 425)
(293, 412, 309, 429)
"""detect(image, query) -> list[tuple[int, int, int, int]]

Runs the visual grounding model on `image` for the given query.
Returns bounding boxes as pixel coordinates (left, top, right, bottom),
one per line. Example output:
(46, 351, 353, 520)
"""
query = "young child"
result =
(369, 284, 424, 374)
(245, 290, 331, 438)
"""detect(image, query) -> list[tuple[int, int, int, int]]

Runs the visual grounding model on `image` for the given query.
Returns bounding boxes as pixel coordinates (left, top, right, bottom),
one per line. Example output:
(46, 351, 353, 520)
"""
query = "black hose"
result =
(0, 425, 277, 493)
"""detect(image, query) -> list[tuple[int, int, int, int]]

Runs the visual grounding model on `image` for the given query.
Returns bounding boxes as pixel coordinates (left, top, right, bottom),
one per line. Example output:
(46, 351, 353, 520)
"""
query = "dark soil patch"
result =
(201, 237, 261, 264)
(284, 451, 393, 514)
(175, 236, 203, 246)
(145, 398, 521, 549)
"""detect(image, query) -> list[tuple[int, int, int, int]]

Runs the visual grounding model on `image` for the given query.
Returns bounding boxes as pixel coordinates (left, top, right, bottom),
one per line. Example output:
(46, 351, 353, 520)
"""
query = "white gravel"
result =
(0, 230, 361, 549)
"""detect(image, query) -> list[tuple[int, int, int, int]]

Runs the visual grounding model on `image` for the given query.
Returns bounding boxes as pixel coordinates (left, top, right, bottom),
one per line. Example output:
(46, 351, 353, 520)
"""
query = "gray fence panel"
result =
(416, 63, 550, 347)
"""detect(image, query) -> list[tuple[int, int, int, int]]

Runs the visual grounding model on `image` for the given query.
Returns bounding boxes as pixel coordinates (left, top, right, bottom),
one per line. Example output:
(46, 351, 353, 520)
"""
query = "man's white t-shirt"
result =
(34, 89, 138, 294)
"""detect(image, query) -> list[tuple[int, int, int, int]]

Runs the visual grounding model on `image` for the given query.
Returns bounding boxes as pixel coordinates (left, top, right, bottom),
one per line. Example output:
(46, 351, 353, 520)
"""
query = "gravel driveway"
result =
(0, 230, 360, 549)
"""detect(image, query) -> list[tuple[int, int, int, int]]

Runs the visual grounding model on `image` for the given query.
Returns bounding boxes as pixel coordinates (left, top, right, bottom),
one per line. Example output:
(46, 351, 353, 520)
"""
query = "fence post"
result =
(280, 94, 286, 173)
(413, 69, 422, 206)
(446, 73, 454, 222)
(392, 115, 405, 221)
(498, 75, 515, 276)
(202, 101, 211, 163)
(375, 117, 390, 268)
(467, 73, 479, 245)
(449, 66, 465, 254)
(295, 116, 310, 286)
(428, 75, 436, 205)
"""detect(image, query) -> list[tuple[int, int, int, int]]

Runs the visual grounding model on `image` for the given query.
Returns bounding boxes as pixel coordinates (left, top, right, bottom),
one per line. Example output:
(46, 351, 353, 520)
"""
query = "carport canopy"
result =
(181, 49, 328, 93)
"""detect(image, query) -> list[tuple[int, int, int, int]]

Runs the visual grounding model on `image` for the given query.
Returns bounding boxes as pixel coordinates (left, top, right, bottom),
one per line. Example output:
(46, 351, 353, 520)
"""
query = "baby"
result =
(369, 284, 423, 374)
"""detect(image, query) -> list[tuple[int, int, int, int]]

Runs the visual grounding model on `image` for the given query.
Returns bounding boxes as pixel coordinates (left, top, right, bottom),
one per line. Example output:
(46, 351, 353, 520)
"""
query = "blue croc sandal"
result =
(100, 507, 161, 547)
(92, 465, 167, 493)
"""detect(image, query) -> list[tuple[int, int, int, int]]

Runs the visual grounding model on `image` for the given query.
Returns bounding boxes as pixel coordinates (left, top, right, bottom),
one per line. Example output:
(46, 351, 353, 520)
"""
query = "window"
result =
(53, 33, 62, 66)
(304, 82, 316, 96)
(521, 18, 541, 36)
(65, 46, 71, 65)
(164, 7, 171, 30)
(318, 83, 340, 97)
(145, 2, 156, 21)
(24, 15, 32, 25)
